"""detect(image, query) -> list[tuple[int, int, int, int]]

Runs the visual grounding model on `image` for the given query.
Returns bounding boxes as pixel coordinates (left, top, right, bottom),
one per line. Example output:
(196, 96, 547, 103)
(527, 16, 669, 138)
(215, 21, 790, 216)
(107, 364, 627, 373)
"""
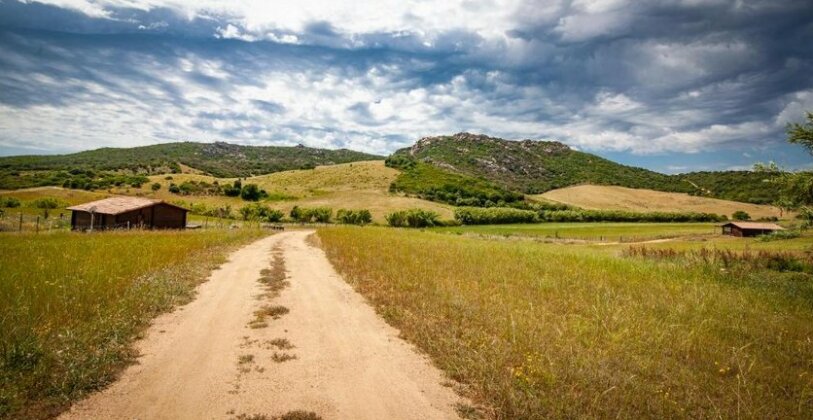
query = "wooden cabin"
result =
(67, 197, 188, 230)
(720, 221, 784, 237)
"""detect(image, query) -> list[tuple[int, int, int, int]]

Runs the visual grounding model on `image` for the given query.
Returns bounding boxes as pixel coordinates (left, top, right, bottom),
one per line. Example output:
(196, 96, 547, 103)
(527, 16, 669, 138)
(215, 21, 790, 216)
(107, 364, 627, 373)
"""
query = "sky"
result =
(0, 0, 812, 173)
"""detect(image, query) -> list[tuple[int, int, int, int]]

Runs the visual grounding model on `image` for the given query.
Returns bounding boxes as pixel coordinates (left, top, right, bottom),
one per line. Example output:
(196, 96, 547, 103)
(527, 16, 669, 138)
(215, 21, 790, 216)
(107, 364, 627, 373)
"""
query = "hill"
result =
(538, 185, 783, 220)
(388, 132, 780, 204)
(1, 161, 453, 223)
(132, 161, 453, 222)
(0, 141, 382, 180)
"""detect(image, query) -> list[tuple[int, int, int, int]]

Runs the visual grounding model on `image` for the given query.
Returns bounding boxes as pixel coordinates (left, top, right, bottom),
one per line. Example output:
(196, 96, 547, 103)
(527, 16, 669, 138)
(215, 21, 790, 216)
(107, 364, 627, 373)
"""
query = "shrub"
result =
(168, 183, 181, 194)
(539, 209, 724, 223)
(454, 207, 538, 225)
(150, 182, 161, 191)
(0, 197, 21, 208)
(240, 184, 262, 201)
(223, 183, 241, 197)
(290, 206, 333, 223)
(337, 209, 373, 225)
(386, 209, 440, 228)
(32, 197, 64, 209)
(757, 230, 800, 242)
(732, 210, 751, 221)
(309, 207, 333, 223)
(239, 203, 285, 222)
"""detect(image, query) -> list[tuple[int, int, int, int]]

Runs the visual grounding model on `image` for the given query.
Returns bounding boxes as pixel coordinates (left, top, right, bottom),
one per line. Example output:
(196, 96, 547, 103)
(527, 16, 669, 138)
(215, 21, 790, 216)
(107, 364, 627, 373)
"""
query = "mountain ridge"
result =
(389, 132, 779, 205)
(0, 141, 383, 178)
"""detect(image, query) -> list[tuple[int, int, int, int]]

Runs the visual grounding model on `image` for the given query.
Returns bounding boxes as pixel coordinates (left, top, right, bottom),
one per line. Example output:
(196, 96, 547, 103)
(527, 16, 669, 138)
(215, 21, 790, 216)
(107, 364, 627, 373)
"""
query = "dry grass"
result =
(318, 226, 813, 419)
(271, 352, 297, 363)
(1, 162, 452, 223)
(0, 229, 268, 420)
(234, 411, 322, 420)
(537, 185, 784, 219)
(0, 186, 107, 205)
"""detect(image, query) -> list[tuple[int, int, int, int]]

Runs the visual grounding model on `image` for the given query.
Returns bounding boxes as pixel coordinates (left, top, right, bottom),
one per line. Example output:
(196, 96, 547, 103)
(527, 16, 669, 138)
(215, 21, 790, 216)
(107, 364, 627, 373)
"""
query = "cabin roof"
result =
(67, 197, 188, 215)
(721, 221, 784, 230)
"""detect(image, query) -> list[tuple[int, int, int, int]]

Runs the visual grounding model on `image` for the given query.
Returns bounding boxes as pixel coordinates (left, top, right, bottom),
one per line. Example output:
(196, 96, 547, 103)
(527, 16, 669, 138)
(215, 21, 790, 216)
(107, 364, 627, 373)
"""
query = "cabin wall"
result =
(115, 208, 153, 228)
(72, 205, 187, 230)
(71, 211, 111, 230)
(152, 204, 186, 229)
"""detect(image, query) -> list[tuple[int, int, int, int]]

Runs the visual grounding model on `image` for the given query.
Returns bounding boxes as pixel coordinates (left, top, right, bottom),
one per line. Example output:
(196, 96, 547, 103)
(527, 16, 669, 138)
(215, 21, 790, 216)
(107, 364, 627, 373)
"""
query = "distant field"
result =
(0, 186, 107, 206)
(0, 229, 267, 419)
(538, 185, 783, 219)
(0, 161, 453, 224)
(318, 227, 813, 419)
(134, 161, 453, 222)
(434, 222, 718, 241)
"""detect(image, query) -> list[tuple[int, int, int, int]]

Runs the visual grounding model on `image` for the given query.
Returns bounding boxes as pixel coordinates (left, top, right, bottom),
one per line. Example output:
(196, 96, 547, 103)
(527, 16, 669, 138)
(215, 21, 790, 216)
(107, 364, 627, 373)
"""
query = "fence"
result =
(0, 212, 71, 233)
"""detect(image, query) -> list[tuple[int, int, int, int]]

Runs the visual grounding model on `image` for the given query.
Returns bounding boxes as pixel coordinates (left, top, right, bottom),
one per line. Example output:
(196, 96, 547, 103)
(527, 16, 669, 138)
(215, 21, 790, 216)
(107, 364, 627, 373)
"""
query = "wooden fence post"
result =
(36, 216, 39, 234)
(19, 212, 23, 232)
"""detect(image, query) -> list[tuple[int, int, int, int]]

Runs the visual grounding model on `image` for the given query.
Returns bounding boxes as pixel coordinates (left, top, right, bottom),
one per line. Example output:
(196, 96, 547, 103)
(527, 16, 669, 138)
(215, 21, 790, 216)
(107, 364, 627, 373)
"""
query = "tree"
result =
(732, 210, 751, 221)
(787, 111, 813, 152)
(151, 182, 161, 192)
(757, 112, 813, 225)
(240, 183, 261, 201)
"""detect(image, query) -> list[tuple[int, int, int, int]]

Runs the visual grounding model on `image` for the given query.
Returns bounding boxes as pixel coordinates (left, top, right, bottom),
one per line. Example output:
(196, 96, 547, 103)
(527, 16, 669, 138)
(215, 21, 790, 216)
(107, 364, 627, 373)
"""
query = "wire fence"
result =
(0, 212, 71, 233)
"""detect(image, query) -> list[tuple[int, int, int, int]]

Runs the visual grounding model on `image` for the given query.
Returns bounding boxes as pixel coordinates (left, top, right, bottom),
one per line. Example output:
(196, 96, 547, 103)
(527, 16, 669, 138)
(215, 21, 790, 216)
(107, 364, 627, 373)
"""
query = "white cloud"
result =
(24, 0, 529, 44)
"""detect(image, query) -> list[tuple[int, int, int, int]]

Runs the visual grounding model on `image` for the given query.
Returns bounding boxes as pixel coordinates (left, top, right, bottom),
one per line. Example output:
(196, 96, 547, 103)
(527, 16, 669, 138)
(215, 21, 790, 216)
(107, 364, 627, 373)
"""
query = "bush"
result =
(239, 203, 285, 222)
(240, 184, 262, 201)
(223, 183, 241, 197)
(168, 183, 181, 194)
(0, 197, 21, 208)
(32, 197, 64, 209)
(150, 182, 161, 191)
(310, 207, 333, 223)
(337, 209, 373, 225)
(539, 209, 725, 223)
(386, 209, 440, 228)
(290, 206, 333, 223)
(455, 207, 538, 225)
(757, 230, 800, 242)
(732, 210, 751, 221)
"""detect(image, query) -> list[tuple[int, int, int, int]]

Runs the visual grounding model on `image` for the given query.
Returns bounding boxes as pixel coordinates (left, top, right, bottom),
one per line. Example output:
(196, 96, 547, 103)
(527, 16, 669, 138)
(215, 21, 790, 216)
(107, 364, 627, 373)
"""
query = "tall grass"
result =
(0, 229, 267, 419)
(433, 222, 717, 241)
(318, 227, 813, 419)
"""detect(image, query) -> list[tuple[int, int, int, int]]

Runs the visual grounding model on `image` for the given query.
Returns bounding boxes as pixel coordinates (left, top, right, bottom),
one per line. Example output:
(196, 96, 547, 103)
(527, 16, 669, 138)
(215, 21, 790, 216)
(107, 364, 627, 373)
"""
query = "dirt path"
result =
(60, 231, 465, 420)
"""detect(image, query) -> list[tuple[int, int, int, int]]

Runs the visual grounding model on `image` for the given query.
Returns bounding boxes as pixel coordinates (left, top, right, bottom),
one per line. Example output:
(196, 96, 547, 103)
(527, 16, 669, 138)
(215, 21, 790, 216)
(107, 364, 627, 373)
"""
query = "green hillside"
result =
(388, 133, 779, 204)
(0, 142, 381, 179)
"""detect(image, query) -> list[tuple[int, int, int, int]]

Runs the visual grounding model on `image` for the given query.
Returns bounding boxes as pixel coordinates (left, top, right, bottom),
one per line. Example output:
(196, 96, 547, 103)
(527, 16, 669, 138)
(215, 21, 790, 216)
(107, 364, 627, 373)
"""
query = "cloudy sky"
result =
(0, 0, 811, 172)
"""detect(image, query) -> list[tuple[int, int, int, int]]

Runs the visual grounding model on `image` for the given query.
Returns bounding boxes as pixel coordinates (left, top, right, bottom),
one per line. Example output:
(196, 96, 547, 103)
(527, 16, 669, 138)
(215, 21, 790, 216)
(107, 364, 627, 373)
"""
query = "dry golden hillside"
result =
(537, 185, 784, 219)
(132, 161, 452, 222)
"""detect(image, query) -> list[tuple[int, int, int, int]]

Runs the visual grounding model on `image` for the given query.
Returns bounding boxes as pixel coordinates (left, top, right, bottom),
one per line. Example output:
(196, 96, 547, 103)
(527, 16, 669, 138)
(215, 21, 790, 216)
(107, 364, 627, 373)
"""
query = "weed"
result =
(271, 352, 297, 363)
(233, 412, 321, 420)
(267, 338, 295, 350)
(238, 354, 255, 365)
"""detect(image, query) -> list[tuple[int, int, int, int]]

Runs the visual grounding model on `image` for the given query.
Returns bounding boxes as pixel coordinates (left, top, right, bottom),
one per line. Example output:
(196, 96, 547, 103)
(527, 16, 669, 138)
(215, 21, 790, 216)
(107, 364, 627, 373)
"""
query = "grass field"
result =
(0, 229, 268, 420)
(317, 227, 813, 419)
(433, 222, 719, 242)
(0, 162, 453, 225)
(538, 185, 784, 220)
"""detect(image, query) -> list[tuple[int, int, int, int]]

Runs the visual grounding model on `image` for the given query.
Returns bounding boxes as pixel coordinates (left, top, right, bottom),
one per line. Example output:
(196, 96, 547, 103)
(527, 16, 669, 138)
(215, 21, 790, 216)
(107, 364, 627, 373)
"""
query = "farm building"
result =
(67, 197, 188, 230)
(720, 221, 784, 237)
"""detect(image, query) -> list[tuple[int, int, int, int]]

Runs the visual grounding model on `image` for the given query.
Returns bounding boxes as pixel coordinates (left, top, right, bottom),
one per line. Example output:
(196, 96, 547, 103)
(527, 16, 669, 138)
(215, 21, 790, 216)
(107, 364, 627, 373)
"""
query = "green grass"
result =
(433, 222, 719, 241)
(318, 227, 813, 419)
(0, 229, 268, 419)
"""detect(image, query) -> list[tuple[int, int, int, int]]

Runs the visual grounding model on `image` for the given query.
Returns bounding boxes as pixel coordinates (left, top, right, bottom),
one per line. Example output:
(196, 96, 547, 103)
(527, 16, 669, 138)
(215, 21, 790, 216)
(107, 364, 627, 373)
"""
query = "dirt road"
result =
(60, 230, 465, 420)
